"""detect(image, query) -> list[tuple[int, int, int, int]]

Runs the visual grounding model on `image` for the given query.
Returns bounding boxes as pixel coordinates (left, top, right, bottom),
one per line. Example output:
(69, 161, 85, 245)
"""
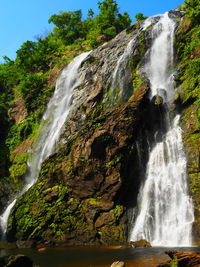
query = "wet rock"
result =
(7, 81, 150, 245)
(16, 240, 36, 249)
(168, 9, 184, 19)
(180, 101, 200, 238)
(4, 254, 33, 267)
(8, 99, 28, 124)
(158, 251, 200, 267)
(151, 95, 164, 105)
(129, 239, 151, 247)
(173, 91, 181, 103)
(111, 261, 125, 267)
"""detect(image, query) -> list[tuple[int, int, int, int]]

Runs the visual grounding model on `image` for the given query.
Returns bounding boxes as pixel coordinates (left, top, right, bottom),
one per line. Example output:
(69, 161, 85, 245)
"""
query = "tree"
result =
(48, 10, 85, 45)
(87, 9, 95, 20)
(135, 13, 147, 22)
(96, 0, 131, 40)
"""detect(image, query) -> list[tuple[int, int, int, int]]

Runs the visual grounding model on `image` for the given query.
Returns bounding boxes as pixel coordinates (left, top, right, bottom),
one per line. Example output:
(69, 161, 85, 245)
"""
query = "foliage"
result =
(176, 1, 200, 129)
(19, 72, 49, 112)
(0, 0, 132, 211)
(9, 153, 28, 183)
(6, 115, 39, 151)
(170, 256, 178, 267)
(135, 13, 147, 22)
(184, 0, 200, 25)
(0, 60, 19, 178)
(95, 0, 131, 40)
(48, 0, 131, 46)
(48, 10, 85, 45)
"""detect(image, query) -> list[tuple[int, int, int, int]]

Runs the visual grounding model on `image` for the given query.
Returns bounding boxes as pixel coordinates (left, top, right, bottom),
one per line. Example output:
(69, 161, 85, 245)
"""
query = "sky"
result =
(0, 0, 184, 61)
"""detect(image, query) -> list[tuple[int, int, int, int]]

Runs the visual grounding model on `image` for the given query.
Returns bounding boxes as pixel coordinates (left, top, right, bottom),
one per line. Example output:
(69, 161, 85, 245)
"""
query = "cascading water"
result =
(130, 12, 194, 246)
(109, 17, 154, 104)
(0, 51, 91, 237)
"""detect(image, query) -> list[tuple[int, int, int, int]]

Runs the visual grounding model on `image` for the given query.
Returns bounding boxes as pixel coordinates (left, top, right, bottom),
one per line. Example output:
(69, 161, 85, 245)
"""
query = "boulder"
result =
(151, 95, 164, 105)
(7, 81, 150, 245)
(129, 239, 151, 247)
(111, 261, 125, 267)
(16, 240, 36, 249)
(2, 254, 33, 267)
(158, 251, 200, 267)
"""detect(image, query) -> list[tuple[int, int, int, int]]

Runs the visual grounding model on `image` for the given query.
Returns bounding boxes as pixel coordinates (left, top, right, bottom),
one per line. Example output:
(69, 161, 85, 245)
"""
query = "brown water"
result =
(0, 246, 199, 267)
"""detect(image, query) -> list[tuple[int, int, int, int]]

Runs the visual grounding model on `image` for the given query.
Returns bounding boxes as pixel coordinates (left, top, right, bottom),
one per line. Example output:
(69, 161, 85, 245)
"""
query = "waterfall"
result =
(130, 13, 194, 246)
(0, 51, 91, 237)
(109, 17, 154, 104)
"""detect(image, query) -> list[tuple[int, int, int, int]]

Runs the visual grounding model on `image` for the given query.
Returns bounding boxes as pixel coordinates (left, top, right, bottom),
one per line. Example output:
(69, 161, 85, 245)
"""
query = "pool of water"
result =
(0, 246, 199, 267)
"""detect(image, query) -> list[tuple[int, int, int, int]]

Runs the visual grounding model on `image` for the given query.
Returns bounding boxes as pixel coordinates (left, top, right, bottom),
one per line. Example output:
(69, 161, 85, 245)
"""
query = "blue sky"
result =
(0, 0, 183, 61)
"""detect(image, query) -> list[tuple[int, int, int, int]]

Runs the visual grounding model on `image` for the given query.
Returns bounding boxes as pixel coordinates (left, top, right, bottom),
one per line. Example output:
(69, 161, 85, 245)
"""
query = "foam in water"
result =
(130, 12, 194, 246)
(0, 51, 91, 236)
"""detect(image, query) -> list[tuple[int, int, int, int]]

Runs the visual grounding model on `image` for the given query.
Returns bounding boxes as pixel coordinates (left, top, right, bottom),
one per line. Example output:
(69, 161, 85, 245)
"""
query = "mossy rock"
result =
(129, 239, 151, 247)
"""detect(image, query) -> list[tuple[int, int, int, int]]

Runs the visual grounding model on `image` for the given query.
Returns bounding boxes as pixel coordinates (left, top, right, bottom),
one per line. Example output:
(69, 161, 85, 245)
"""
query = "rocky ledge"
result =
(6, 81, 151, 245)
(158, 251, 200, 267)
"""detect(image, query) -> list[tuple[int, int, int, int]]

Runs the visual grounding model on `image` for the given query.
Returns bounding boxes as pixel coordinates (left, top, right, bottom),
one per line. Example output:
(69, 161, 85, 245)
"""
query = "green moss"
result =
(122, 116, 132, 121)
(170, 256, 178, 267)
(189, 172, 200, 195)
(138, 32, 146, 55)
(105, 155, 121, 168)
(87, 198, 101, 207)
(176, 22, 200, 112)
(111, 204, 123, 218)
(100, 224, 126, 244)
(6, 114, 40, 151)
(132, 71, 144, 91)
(9, 153, 29, 183)
(83, 55, 97, 65)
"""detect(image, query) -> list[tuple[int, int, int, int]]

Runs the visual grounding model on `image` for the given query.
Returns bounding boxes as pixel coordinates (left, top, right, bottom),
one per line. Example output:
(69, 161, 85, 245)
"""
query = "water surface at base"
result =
(1, 246, 200, 267)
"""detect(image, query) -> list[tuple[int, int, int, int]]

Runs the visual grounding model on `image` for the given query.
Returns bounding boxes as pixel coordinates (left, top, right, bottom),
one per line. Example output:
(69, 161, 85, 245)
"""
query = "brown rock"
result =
(5, 254, 33, 267)
(158, 251, 200, 267)
(16, 240, 36, 249)
(95, 211, 115, 228)
(129, 239, 151, 247)
(8, 99, 28, 123)
(111, 261, 126, 267)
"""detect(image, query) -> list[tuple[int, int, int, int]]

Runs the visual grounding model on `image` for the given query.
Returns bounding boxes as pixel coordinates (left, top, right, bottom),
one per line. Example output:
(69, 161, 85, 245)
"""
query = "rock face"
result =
(175, 16, 200, 241)
(6, 15, 155, 245)
(7, 82, 150, 245)
(8, 99, 28, 124)
(0, 254, 33, 267)
(5, 10, 198, 246)
(181, 103, 200, 239)
(158, 251, 200, 267)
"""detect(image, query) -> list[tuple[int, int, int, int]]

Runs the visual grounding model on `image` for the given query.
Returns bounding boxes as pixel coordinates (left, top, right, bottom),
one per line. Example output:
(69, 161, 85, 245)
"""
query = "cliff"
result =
(0, 2, 199, 246)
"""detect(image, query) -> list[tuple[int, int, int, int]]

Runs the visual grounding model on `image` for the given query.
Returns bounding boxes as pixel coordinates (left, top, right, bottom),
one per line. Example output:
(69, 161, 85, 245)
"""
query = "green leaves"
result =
(96, 0, 131, 40)
(184, 0, 200, 25)
(135, 13, 147, 22)
(19, 72, 47, 112)
(48, 10, 85, 45)
(48, 0, 131, 47)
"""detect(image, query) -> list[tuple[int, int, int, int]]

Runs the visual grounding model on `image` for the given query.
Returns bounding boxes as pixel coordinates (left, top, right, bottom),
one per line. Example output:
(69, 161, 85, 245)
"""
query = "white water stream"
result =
(130, 13, 194, 246)
(109, 17, 154, 104)
(0, 51, 91, 237)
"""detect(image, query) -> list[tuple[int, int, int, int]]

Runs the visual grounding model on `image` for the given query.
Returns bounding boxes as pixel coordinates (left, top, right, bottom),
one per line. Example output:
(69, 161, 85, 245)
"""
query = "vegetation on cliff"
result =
(0, 0, 132, 206)
(0, 0, 199, 245)
(175, 0, 200, 240)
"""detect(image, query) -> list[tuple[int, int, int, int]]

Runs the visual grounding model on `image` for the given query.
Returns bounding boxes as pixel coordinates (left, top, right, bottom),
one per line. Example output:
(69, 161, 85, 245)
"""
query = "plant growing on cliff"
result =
(48, 10, 85, 45)
(95, 0, 131, 40)
(135, 13, 147, 22)
(184, 0, 200, 25)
